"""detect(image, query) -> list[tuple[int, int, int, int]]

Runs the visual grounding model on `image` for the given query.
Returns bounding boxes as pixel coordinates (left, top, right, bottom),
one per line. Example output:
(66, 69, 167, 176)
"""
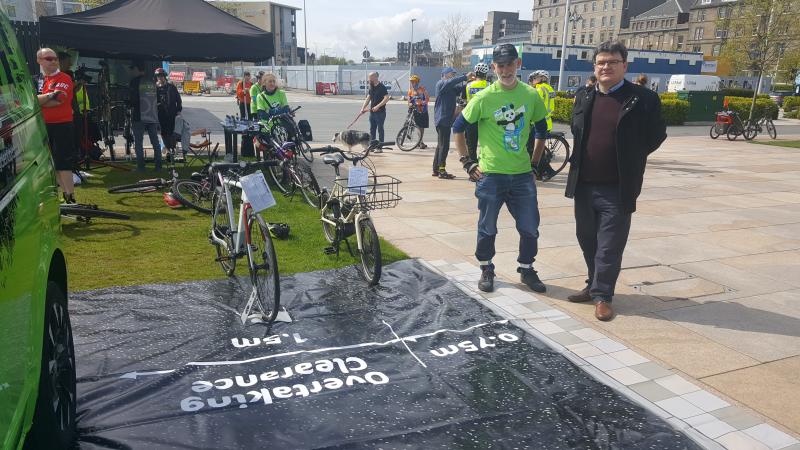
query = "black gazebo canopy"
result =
(40, 0, 274, 62)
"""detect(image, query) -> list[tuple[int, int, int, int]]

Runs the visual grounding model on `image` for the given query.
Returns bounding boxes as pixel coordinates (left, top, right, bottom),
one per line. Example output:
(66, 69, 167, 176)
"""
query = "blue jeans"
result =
(133, 121, 162, 171)
(369, 110, 386, 142)
(474, 172, 540, 266)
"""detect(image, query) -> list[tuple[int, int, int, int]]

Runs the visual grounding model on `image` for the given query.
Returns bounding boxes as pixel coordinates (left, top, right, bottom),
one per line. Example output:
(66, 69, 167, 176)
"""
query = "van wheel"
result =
(25, 281, 76, 449)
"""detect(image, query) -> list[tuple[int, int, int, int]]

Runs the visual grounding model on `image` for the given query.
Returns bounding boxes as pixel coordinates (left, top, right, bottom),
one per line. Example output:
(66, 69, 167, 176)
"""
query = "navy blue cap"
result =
(493, 44, 519, 64)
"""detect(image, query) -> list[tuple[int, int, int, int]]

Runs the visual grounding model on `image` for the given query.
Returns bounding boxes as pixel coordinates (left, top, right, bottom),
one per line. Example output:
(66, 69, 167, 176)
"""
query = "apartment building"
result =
(618, 0, 693, 52)
(462, 11, 533, 66)
(686, 0, 737, 57)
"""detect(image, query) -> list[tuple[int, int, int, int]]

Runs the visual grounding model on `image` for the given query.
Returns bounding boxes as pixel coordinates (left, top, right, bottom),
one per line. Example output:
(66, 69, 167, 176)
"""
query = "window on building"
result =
(692, 45, 702, 52)
(583, 3, 587, 12)
(610, 16, 616, 27)
(5, 3, 16, 17)
(701, 0, 711, 3)
(676, 35, 684, 50)
(547, 23, 552, 32)
(590, 17, 595, 28)
(715, 28, 728, 38)
(639, 37, 645, 47)
(589, 33, 594, 43)
(712, 44, 721, 55)
(694, 27, 704, 40)
(696, 10, 706, 21)
(592, 1, 597, 11)
(549, 8, 552, 17)
(603, 0, 608, 10)
(555, 22, 558, 31)
(581, 33, 586, 44)
(571, 34, 576, 44)
(581, 50, 589, 59)
(612, 0, 617, 9)
(600, 32, 605, 41)
(602, 16, 607, 26)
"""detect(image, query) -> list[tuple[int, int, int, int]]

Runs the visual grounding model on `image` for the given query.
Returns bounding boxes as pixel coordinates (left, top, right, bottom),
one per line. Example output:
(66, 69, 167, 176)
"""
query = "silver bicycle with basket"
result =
(311, 141, 401, 285)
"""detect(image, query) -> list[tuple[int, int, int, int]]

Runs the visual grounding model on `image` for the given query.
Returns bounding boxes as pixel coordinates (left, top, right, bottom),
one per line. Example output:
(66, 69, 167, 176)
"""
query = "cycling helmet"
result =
(474, 62, 490, 75)
(409, 74, 420, 82)
(268, 222, 290, 239)
(163, 192, 182, 208)
(530, 70, 550, 81)
(154, 68, 167, 77)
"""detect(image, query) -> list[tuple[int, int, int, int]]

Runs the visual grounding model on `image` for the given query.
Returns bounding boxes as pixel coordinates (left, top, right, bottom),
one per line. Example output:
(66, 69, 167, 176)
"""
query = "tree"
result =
(75, 0, 112, 9)
(438, 13, 472, 68)
(777, 47, 800, 84)
(317, 55, 348, 65)
(718, 0, 800, 117)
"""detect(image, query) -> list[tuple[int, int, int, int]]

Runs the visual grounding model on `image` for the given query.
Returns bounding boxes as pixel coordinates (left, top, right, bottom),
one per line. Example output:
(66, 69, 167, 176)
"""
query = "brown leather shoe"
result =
(567, 287, 591, 303)
(594, 301, 615, 322)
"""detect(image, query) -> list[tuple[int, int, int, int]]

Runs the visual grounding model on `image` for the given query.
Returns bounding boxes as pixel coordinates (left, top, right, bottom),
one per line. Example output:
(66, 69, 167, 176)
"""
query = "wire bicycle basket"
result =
(332, 175, 402, 211)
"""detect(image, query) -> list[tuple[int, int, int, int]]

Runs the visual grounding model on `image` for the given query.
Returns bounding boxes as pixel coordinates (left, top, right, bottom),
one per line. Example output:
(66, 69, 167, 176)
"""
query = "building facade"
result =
(1, 0, 85, 21)
(686, 0, 737, 57)
(462, 11, 533, 67)
(618, 0, 693, 52)
(397, 39, 432, 64)
(207, 1, 299, 66)
(532, 0, 664, 47)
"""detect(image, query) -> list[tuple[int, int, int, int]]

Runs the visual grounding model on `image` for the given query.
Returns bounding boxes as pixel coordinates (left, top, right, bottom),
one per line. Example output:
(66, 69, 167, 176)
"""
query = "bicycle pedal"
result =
(323, 246, 337, 255)
(214, 255, 233, 262)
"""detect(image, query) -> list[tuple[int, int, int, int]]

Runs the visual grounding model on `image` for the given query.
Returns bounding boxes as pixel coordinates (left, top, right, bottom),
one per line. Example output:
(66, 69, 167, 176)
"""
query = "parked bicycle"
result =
(260, 105, 314, 163)
(749, 116, 777, 140)
(537, 131, 572, 182)
(253, 133, 321, 208)
(396, 108, 423, 151)
(209, 160, 281, 324)
(311, 141, 400, 285)
(60, 203, 130, 223)
(723, 111, 757, 141)
(107, 148, 213, 213)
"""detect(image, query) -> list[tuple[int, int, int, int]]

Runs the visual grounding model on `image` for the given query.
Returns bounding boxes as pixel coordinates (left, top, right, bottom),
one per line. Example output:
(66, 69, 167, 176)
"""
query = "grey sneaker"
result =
(478, 266, 495, 292)
(519, 267, 546, 293)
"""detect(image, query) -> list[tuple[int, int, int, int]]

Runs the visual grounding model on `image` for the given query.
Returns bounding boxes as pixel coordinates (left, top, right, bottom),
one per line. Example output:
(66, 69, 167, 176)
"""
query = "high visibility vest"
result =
(536, 82, 555, 131)
(75, 84, 90, 114)
(465, 79, 488, 102)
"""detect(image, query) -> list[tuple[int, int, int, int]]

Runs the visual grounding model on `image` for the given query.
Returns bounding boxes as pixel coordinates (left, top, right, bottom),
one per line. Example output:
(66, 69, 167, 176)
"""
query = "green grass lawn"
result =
(750, 139, 800, 148)
(63, 162, 407, 291)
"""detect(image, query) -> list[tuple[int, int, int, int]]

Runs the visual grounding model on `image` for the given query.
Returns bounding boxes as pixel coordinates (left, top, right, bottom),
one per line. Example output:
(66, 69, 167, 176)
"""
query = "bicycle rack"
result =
(240, 285, 292, 325)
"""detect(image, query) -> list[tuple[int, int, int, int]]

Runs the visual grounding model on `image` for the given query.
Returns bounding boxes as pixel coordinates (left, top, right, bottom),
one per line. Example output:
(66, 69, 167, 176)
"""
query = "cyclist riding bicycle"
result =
(465, 62, 490, 164)
(407, 74, 429, 149)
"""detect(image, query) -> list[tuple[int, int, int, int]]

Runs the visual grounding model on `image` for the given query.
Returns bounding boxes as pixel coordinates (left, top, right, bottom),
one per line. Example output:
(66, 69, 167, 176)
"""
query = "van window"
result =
(0, 19, 35, 126)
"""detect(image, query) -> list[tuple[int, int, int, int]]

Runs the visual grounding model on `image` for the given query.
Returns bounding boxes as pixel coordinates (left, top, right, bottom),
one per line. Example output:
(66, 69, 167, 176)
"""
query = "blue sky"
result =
(277, 0, 533, 61)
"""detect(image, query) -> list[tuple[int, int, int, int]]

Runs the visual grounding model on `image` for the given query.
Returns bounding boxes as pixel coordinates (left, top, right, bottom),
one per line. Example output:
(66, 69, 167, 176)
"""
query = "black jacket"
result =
(566, 80, 666, 213)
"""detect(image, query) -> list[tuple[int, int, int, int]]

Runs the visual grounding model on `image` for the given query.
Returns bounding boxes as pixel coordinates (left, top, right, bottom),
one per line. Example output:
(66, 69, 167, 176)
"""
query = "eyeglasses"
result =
(594, 59, 624, 67)
(41, 56, 58, 62)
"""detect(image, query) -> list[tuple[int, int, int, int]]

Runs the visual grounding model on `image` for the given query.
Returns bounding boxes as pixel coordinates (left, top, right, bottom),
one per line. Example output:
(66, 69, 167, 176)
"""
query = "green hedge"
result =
(553, 97, 573, 123)
(662, 99, 689, 125)
(772, 83, 795, 92)
(720, 88, 771, 99)
(783, 96, 800, 112)
(551, 96, 689, 125)
(555, 91, 572, 98)
(659, 92, 678, 100)
(784, 109, 799, 119)
(725, 96, 779, 120)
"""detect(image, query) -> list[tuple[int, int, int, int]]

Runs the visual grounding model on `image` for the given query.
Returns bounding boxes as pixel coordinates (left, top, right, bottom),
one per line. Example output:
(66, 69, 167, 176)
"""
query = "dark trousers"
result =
(239, 102, 251, 120)
(369, 110, 386, 142)
(465, 122, 479, 162)
(574, 183, 632, 302)
(434, 124, 451, 172)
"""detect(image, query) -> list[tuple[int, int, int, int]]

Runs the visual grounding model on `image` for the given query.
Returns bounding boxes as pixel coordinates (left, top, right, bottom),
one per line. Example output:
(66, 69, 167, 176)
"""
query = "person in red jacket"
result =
(236, 71, 253, 120)
(36, 48, 77, 203)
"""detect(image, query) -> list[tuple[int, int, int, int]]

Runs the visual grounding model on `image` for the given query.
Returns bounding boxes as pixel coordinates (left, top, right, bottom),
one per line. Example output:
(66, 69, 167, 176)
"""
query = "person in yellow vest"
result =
(73, 69, 92, 159)
(249, 71, 265, 117)
(528, 70, 554, 132)
(464, 62, 490, 164)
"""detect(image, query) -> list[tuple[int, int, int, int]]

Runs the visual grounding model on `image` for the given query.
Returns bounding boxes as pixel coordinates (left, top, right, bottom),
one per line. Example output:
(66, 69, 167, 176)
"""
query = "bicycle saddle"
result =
(548, 131, 565, 137)
(323, 153, 345, 166)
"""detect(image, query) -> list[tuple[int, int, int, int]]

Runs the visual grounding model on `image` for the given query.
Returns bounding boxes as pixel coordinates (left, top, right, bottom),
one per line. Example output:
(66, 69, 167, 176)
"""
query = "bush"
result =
(661, 99, 689, 125)
(772, 83, 794, 92)
(784, 109, 798, 119)
(555, 91, 572, 98)
(783, 96, 800, 112)
(720, 88, 772, 100)
(725, 96, 779, 120)
(659, 92, 678, 100)
(552, 97, 573, 123)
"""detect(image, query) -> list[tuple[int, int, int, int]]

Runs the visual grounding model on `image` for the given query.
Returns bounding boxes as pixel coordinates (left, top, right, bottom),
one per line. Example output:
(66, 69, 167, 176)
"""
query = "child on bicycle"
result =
(407, 75, 429, 149)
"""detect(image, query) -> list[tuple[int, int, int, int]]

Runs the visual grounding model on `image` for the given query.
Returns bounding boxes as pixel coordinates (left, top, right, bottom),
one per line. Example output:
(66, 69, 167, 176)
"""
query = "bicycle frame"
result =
(320, 183, 370, 253)
(209, 170, 255, 266)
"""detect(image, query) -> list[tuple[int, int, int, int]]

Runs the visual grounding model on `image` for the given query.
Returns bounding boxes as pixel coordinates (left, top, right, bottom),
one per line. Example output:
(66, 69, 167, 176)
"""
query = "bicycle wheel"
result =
(541, 135, 571, 181)
(396, 124, 422, 151)
(297, 162, 321, 208)
(247, 213, 280, 323)
(357, 218, 382, 286)
(211, 189, 236, 276)
(267, 161, 290, 194)
(726, 123, 741, 141)
(766, 120, 777, 139)
(270, 120, 291, 146)
(60, 204, 130, 220)
(172, 179, 213, 214)
(297, 139, 314, 163)
(320, 191, 337, 243)
(107, 179, 163, 194)
(743, 121, 758, 141)
(709, 124, 720, 139)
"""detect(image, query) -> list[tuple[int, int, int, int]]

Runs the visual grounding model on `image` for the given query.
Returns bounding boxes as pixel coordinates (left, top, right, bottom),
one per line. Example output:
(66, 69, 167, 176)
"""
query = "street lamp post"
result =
(557, 0, 582, 91)
(410, 18, 416, 79)
(303, 0, 309, 91)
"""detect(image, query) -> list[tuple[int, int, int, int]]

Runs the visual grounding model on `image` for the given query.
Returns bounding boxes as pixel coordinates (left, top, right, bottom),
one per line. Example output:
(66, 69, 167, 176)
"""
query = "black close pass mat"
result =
(71, 260, 702, 449)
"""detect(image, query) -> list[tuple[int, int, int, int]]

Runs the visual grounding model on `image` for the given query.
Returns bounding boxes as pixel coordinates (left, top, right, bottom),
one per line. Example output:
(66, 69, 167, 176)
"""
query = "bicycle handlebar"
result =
(210, 159, 279, 173)
(310, 141, 394, 161)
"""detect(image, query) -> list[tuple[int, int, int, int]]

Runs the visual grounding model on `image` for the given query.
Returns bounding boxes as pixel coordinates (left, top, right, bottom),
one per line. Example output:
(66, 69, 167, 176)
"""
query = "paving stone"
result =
(629, 361, 675, 380)
(584, 354, 626, 372)
(619, 265, 693, 286)
(529, 322, 565, 335)
(523, 301, 555, 313)
(655, 374, 701, 395)
(711, 406, 764, 431)
(743, 424, 799, 450)
(638, 277, 727, 299)
(681, 390, 731, 413)
(550, 318, 585, 331)
(570, 328, 607, 342)
(608, 349, 650, 367)
(629, 380, 678, 403)
(591, 338, 628, 354)
(546, 331, 585, 347)
(655, 396, 706, 419)
(605, 367, 649, 386)
(695, 419, 738, 439)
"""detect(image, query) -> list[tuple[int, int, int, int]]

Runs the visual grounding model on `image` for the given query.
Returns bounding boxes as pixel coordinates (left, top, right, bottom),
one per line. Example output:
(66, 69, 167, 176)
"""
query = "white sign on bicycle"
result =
(347, 167, 369, 196)
(240, 171, 276, 212)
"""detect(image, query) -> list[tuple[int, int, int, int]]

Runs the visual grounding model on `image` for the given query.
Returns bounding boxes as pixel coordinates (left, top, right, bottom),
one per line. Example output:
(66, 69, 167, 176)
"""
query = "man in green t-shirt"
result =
(452, 43, 550, 293)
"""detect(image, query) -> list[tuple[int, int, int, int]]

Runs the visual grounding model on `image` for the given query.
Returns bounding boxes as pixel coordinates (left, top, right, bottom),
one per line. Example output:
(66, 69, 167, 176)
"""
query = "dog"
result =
(333, 130, 378, 152)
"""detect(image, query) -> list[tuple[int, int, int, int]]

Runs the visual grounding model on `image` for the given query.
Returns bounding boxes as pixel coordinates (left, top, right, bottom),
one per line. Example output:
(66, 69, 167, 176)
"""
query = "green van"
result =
(0, 10, 76, 450)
